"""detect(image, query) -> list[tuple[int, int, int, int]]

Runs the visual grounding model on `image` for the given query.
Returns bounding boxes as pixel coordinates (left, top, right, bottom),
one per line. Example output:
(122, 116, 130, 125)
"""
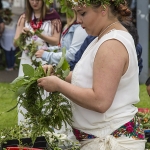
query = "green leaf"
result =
(22, 64, 34, 77)
(61, 59, 70, 71)
(17, 86, 26, 96)
(61, 6, 67, 13)
(63, 69, 70, 78)
(11, 76, 25, 85)
(56, 47, 66, 69)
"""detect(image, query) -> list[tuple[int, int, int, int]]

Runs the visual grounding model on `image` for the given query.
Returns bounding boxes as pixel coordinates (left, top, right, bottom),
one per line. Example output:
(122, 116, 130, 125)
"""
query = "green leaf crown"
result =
(66, 0, 125, 7)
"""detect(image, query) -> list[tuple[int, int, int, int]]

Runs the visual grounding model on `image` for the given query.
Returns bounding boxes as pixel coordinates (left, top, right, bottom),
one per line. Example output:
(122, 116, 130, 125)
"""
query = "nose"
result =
(76, 14, 82, 24)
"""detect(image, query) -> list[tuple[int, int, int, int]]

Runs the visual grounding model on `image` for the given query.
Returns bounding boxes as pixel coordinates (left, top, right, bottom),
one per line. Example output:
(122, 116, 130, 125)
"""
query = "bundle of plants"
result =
(10, 47, 72, 140)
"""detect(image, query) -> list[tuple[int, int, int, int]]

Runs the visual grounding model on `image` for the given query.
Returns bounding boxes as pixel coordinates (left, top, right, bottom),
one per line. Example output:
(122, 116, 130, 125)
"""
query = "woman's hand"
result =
(22, 27, 30, 34)
(37, 76, 60, 92)
(51, 19, 62, 33)
(35, 49, 44, 58)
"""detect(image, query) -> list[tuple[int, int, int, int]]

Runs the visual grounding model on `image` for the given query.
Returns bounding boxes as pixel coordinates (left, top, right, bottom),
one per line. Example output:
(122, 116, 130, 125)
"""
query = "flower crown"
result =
(67, 0, 125, 7)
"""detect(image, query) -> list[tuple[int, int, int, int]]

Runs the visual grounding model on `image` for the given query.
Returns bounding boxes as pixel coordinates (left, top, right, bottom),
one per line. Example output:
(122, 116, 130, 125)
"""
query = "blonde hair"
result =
(64, 11, 77, 30)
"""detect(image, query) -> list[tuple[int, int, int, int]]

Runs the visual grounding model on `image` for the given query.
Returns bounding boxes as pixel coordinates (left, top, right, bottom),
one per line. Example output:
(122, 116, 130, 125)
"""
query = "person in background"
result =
(37, 0, 146, 149)
(70, 22, 143, 75)
(0, 16, 4, 67)
(0, 17, 4, 37)
(14, 0, 61, 125)
(0, 0, 3, 10)
(35, 11, 87, 141)
(35, 11, 88, 65)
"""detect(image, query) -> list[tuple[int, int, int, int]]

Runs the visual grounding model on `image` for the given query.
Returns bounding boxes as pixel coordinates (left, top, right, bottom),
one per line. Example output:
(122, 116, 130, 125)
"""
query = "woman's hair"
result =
(110, 1, 132, 22)
(25, 0, 49, 22)
(121, 22, 139, 46)
(64, 10, 77, 30)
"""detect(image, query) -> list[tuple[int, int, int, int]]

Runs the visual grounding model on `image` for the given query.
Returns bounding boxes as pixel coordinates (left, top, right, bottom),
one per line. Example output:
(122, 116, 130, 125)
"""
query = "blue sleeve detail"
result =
(69, 35, 96, 71)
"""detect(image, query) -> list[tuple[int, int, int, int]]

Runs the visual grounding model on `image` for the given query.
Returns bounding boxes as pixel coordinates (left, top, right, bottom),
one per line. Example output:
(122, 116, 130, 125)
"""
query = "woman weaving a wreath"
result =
(37, 0, 146, 149)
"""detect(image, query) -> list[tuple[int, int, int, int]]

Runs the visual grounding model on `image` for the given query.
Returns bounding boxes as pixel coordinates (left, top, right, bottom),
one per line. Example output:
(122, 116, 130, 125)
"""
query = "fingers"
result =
(37, 78, 42, 87)
(42, 65, 49, 74)
(35, 50, 44, 58)
(35, 52, 40, 58)
(52, 19, 61, 33)
(22, 27, 30, 34)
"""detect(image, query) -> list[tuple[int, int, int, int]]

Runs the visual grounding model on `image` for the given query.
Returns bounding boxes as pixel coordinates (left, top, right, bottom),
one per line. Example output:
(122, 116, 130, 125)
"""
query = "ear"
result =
(100, 5, 107, 16)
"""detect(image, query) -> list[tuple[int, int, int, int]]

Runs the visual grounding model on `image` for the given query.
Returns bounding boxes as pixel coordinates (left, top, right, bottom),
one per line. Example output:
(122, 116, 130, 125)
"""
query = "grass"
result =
(0, 83, 17, 129)
(0, 83, 149, 130)
(135, 84, 150, 108)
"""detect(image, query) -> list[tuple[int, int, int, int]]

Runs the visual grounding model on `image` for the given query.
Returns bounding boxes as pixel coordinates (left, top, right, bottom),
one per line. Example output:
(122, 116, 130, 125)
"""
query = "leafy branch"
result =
(11, 47, 71, 139)
(14, 29, 43, 67)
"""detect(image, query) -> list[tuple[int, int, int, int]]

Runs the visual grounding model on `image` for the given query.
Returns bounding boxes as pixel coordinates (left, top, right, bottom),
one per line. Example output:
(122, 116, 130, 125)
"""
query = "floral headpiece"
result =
(68, 0, 125, 7)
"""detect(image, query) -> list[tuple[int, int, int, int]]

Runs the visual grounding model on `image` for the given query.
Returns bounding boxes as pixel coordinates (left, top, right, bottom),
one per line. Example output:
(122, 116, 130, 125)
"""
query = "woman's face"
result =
(29, 0, 43, 11)
(75, 5, 102, 36)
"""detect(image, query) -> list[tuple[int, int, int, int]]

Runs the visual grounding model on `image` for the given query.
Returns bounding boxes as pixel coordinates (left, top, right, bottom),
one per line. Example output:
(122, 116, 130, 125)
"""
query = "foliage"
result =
(7, 18, 77, 148)
(10, 46, 70, 137)
(14, 30, 43, 67)
(64, 0, 125, 7)
(136, 109, 150, 149)
(57, 0, 74, 18)
(0, 123, 80, 149)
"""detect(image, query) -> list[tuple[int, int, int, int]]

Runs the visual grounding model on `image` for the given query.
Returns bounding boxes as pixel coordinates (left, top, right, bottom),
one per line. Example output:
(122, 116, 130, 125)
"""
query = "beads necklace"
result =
(30, 19, 43, 31)
(98, 21, 119, 39)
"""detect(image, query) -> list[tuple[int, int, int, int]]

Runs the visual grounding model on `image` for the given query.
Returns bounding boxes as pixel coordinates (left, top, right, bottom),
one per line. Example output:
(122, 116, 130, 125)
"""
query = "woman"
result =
(37, 0, 146, 149)
(35, 11, 88, 64)
(14, 0, 61, 124)
(14, 0, 61, 75)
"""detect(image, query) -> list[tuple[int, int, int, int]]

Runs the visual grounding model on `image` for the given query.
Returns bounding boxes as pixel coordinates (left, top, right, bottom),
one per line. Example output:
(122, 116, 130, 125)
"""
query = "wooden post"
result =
(137, 0, 149, 84)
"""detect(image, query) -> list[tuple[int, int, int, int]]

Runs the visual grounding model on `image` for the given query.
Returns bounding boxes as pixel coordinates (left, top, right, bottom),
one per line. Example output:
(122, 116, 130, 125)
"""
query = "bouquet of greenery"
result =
(6, 20, 78, 148)
(14, 29, 44, 67)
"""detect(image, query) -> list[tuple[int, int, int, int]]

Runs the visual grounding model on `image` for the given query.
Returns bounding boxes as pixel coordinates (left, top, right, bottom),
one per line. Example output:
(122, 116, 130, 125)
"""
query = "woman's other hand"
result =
(35, 49, 44, 58)
(42, 64, 54, 76)
(22, 27, 30, 34)
(37, 76, 60, 92)
(51, 19, 62, 33)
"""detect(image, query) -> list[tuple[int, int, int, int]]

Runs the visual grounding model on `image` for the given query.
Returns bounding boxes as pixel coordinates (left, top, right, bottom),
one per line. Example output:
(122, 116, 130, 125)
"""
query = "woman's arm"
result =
(65, 72, 72, 83)
(37, 20, 61, 46)
(0, 22, 4, 36)
(40, 25, 87, 64)
(0, 17, 4, 36)
(14, 14, 26, 47)
(38, 40, 128, 113)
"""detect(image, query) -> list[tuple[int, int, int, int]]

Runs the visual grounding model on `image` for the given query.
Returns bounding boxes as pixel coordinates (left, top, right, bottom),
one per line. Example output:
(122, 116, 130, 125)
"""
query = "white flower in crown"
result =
(71, 0, 78, 5)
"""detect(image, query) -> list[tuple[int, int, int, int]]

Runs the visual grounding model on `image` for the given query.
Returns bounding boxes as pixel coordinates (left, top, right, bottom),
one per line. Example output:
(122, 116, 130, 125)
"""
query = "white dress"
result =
(18, 18, 52, 124)
(71, 30, 146, 149)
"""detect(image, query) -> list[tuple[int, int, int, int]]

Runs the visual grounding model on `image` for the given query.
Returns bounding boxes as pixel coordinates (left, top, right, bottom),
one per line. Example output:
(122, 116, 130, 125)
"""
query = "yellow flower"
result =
(143, 118, 149, 123)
